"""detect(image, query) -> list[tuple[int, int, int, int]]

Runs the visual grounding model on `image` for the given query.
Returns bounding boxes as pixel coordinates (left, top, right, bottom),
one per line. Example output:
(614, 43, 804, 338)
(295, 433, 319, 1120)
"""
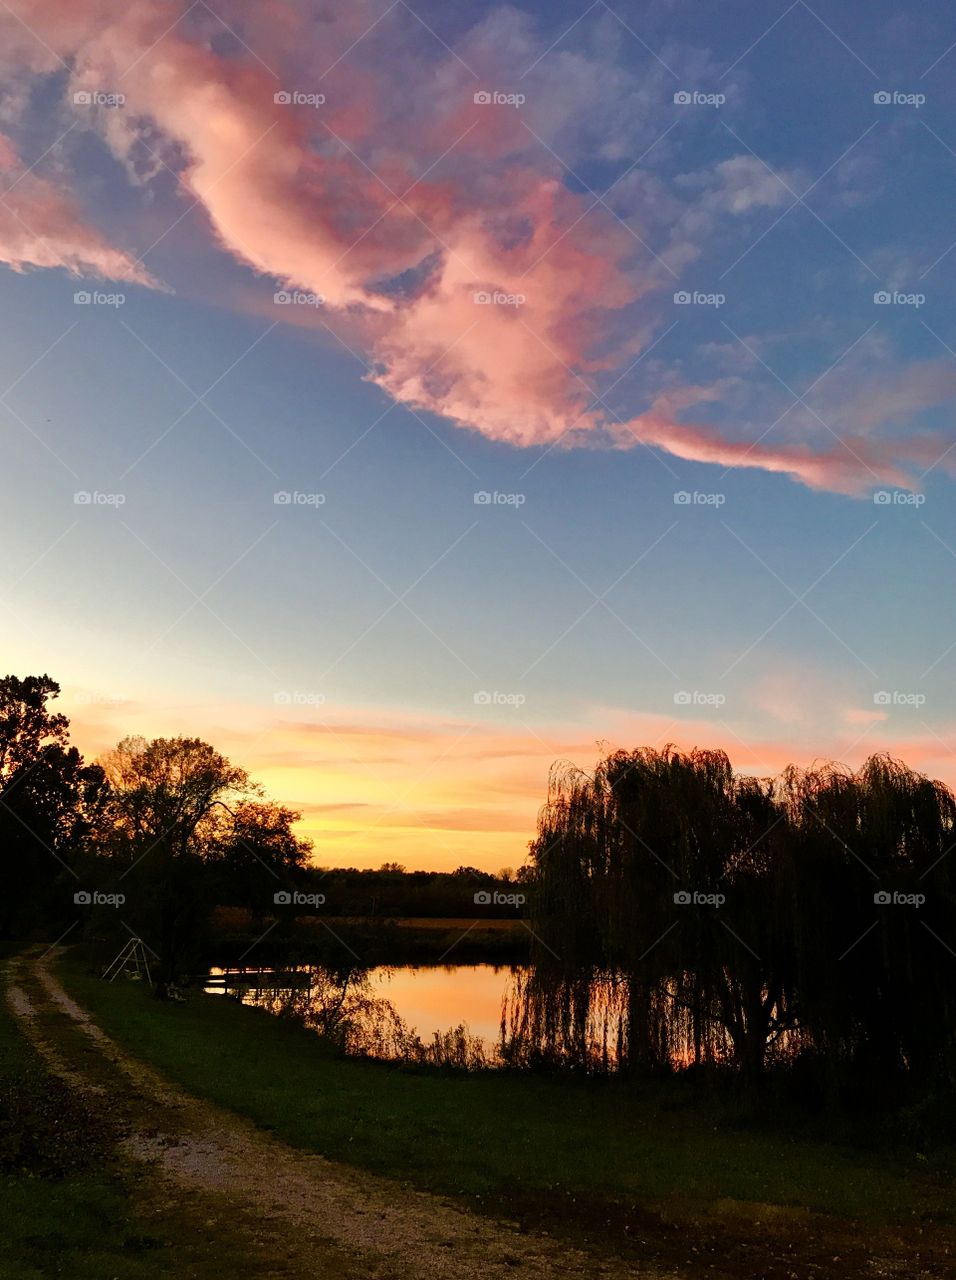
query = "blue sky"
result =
(2, 0, 956, 868)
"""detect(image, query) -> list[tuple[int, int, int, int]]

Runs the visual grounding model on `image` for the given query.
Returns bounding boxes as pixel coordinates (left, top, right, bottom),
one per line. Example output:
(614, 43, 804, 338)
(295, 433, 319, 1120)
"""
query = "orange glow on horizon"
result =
(63, 689, 956, 873)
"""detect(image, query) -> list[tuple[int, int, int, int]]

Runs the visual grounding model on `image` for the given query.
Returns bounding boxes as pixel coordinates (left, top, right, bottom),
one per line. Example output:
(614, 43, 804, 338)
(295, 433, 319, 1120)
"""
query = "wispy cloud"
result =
(0, 0, 952, 495)
(0, 133, 157, 284)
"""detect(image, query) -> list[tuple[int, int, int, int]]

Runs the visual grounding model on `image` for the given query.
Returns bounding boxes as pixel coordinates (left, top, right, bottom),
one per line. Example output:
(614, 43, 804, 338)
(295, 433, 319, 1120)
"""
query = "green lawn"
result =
(0, 1171, 204, 1280)
(57, 948, 955, 1231)
(0, 949, 289, 1280)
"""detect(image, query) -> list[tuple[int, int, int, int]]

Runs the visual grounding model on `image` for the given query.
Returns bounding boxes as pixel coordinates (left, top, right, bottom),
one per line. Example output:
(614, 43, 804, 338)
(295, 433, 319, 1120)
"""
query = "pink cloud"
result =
(0, 133, 156, 284)
(621, 411, 953, 495)
(2, 0, 953, 494)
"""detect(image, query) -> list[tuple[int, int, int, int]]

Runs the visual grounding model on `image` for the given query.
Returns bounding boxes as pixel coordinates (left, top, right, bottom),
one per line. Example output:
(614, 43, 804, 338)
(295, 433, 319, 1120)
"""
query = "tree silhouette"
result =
(525, 746, 956, 1098)
(0, 675, 105, 936)
(100, 736, 251, 995)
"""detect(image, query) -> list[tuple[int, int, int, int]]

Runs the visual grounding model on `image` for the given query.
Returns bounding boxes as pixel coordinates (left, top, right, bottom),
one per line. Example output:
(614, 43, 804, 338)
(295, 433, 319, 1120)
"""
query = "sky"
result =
(2, 0, 956, 871)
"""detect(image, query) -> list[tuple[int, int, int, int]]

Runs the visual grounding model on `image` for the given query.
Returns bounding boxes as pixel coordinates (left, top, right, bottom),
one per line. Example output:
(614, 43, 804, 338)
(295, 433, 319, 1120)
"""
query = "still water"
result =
(206, 963, 520, 1062)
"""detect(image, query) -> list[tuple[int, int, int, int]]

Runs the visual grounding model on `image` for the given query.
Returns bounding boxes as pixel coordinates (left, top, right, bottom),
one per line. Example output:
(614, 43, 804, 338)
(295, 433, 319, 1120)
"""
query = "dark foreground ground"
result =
(2, 943, 955, 1278)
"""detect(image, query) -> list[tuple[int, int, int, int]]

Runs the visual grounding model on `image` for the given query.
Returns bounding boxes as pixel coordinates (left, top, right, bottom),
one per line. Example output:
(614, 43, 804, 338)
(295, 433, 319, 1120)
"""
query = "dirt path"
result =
(7, 949, 662, 1280)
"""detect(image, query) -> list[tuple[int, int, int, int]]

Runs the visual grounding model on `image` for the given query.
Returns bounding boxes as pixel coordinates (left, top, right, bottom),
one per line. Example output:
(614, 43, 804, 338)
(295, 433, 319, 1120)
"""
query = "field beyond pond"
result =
(202, 908, 529, 967)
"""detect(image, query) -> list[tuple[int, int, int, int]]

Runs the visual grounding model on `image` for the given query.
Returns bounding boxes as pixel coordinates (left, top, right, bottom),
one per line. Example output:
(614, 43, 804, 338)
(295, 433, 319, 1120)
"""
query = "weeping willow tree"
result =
(781, 754, 956, 1095)
(519, 746, 956, 1096)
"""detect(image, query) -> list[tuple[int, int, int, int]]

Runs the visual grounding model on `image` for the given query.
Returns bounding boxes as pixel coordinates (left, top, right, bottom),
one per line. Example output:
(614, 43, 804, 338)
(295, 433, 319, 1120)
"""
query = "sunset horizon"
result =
(38, 686, 956, 871)
(3, 5, 956, 1277)
(4, 0, 956, 873)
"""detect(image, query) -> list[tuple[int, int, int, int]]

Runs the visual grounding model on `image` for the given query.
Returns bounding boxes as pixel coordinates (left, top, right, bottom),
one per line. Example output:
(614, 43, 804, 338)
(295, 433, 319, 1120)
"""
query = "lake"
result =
(205, 962, 522, 1063)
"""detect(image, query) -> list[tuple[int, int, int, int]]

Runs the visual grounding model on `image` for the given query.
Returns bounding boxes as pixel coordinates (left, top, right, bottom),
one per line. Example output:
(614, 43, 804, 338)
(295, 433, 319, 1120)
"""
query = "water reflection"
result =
(205, 963, 655, 1070)
(206, 963, 518, 1066)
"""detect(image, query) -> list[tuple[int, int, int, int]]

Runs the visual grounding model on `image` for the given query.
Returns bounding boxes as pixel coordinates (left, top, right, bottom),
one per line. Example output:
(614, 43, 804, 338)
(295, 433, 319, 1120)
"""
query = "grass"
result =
(57, 947, 956, 1233)
(0, 946, 303, 1280)
(0, 955, 155, 1278)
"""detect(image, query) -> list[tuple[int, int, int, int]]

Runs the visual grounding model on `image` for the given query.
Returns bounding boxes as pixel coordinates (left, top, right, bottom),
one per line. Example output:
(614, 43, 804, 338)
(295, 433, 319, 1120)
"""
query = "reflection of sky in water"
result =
(371, 965, 516, 1049)
(207, 963, 519, 1055)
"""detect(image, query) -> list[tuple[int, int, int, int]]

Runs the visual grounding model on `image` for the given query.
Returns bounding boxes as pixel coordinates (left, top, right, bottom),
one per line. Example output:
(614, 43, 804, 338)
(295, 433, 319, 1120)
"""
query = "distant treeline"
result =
(261, 864, 532, 919)
(0, 674, 530, 989)
(513, 746, 956, 1111)
(206, 865, 533, 966)
(8, 670, 955, 1111)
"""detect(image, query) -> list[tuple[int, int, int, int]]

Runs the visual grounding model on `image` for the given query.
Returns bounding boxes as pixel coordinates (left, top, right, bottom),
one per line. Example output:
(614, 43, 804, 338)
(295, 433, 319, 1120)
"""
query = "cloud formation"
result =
(0, 133, 155, 283)
(1, 0, 953, 494)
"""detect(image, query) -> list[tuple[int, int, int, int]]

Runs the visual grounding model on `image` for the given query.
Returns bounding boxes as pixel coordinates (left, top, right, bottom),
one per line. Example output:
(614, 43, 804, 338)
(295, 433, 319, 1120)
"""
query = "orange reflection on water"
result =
(371, 964, 514, 1048)
(206, 962, 518, 1057)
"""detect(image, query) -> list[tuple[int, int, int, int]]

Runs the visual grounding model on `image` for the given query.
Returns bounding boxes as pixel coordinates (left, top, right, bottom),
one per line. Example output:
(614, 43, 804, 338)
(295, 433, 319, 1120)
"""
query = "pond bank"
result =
(7, 946, 656, 1279)
(51, 945, 956, 1280)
